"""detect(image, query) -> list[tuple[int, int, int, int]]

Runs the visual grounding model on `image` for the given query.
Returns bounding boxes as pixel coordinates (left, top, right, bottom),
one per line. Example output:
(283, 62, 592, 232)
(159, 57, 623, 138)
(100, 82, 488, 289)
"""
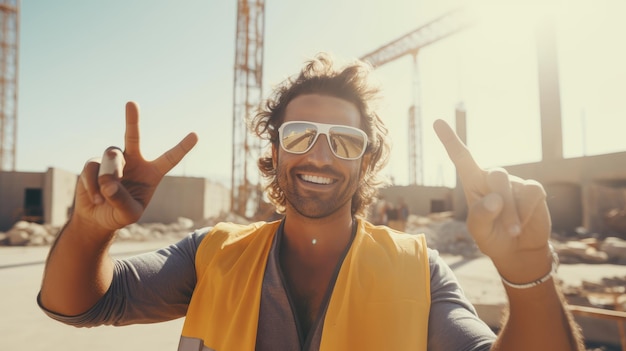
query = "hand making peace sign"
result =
(73, 102, 198, 234)
(433, 119, 553, 285)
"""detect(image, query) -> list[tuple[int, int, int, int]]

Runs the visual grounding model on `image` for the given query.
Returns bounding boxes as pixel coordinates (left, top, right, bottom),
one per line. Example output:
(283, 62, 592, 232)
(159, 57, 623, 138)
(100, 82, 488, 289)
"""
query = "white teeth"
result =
(301, 174, 333, 185)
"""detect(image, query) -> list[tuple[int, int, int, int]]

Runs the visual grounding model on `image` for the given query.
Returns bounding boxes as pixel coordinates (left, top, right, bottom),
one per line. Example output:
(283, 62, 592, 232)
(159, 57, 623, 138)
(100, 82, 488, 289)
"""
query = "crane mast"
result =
(231, 0, 265, 217)
(360, 7, 472, 185)
(0, 0, 19, 171)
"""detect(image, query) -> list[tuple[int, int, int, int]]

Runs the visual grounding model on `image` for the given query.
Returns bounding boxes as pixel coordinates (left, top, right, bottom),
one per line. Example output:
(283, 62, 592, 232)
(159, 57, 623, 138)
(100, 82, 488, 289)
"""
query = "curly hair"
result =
(249, 53, 391, 218)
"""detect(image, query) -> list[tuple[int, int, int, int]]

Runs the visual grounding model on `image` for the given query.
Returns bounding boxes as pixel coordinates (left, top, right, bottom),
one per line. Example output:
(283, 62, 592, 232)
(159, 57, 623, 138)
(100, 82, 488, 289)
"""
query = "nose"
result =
(307, 134, 335, 163)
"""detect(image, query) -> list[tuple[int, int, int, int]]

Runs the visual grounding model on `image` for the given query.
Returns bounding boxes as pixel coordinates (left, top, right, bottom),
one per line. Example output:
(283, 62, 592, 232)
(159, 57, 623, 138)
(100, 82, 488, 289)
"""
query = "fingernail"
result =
(509, 224, 521, 236)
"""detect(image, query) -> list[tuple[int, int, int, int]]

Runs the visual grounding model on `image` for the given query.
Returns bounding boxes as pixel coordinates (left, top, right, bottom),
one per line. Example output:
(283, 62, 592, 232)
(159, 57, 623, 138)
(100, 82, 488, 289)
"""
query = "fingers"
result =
(97, 146, 126, 199)
(153, 132, 199, 175)
(469, 170, 546, 241)
(81, 157, 104, 205)
(434, 119, 526, 236)
(124, 100, 198, 176)
(95, 146, 143, 226)
(75, 101, 198, 230)
(98, 147, 125, 178)
(433, 119, 483, 183)
(96, 178, 143, 226)
(434, 119, 551, 258)
(81, 146, 127, 206)
(467, 192, 503, 242)
(486, 168, 521, 236)
(124, 101, 141, 156)
(512, 178, 547, 227)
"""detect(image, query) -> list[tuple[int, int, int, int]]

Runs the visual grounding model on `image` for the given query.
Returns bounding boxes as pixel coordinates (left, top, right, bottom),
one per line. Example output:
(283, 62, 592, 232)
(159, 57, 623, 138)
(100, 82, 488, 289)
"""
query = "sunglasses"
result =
(278, 121, 368, 160)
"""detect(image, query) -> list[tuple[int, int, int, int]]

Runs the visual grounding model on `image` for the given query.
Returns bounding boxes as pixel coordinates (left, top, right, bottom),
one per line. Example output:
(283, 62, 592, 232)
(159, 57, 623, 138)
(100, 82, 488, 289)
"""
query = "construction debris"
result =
(605, 207, 626, 240)
(0, 213, 251, 247)
(3, 214, 626, 266)
(1, 214, 624, 350)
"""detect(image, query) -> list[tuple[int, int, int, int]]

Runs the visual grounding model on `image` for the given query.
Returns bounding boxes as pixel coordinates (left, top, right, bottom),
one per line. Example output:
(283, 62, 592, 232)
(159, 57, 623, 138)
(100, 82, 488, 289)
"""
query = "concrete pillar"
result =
(535, 11, 563, 161)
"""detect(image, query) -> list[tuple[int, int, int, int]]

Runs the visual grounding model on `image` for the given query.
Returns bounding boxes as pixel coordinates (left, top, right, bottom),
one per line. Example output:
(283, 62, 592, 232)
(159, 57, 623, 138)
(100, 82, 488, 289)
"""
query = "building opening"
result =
(430, 199, 446, 213)
(23, 188, 44, 224)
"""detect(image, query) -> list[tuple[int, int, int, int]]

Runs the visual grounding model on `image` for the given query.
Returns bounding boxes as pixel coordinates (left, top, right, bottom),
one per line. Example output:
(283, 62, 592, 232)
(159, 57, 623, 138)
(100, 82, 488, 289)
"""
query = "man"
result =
(39, 54, 584, 350)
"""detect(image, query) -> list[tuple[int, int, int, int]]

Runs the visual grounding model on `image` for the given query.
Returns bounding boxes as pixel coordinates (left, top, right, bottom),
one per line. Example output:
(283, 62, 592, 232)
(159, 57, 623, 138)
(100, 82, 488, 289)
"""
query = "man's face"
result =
(274, 94, 368, 219)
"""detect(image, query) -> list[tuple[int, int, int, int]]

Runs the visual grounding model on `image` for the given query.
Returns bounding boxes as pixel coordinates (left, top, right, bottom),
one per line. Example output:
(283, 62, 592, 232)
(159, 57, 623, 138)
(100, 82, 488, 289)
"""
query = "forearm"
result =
(40, 216, 117, 316)
(491, 279, 584, 351)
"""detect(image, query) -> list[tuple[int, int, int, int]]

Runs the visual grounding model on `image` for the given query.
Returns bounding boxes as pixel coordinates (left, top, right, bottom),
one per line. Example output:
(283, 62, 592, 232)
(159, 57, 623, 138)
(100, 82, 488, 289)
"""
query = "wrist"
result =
(62, 214, 117, 248)
(500, 243, 559, 289)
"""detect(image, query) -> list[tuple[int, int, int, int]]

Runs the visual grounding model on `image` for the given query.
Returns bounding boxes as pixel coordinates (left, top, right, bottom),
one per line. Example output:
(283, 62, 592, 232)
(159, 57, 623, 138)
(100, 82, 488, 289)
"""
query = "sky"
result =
(15, 0, 626, 188)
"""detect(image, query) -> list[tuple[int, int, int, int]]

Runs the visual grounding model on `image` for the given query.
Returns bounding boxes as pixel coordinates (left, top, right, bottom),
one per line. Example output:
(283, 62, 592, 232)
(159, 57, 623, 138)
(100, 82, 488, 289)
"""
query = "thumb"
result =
(467, 193, 503, 241)
(96, 148, 143, 227)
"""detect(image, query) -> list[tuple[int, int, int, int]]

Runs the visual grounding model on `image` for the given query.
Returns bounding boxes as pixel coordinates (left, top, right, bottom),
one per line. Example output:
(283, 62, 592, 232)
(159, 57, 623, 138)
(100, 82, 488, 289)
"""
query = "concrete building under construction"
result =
(1, 2, 626, 239)
(0, 168, 230, 232)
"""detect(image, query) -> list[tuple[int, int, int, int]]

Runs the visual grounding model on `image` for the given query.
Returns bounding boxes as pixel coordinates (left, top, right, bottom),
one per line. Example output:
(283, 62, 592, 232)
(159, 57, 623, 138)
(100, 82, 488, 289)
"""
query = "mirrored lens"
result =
(280, 123, 317, 153)
(279, 122, 367, 160)
(328, 126, 367, 159)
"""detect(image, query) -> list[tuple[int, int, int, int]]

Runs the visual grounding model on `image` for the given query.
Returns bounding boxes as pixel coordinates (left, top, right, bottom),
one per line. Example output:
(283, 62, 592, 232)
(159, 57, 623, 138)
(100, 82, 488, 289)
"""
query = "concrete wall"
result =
(141, 176, 206, 224)
(140, 176, 230, 224)
(502, 151, 626, 234)
(46, 168, 78, 228)
(584, 182, 626, 234)
(505, 152, 626, 185)
(543, 182, 582, 232)
(379, 185, 453, 216)
(379, 151, 626, 235)
(2, 149, 625, 234)
(0, 168, 76, 231)
(0, 171, 46, 231)
(204, 180, 230, 219)
(0, 169, 231, 231)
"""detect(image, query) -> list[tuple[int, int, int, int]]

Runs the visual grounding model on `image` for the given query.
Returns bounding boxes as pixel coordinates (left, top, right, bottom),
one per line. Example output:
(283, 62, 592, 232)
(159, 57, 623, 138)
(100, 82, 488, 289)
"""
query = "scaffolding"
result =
(360, 7, 473, 185)
(231, 0, 265, 217)
(0, 0, 19, 171)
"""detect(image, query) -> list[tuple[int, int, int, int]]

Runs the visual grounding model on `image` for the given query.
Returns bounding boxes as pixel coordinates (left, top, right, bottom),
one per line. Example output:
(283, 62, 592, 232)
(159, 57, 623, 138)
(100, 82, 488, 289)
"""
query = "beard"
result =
(276, 163, 361, 219)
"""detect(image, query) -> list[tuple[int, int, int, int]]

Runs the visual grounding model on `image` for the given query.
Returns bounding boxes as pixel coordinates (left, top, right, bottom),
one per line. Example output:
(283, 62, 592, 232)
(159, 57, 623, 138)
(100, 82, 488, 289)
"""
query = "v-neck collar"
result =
(256, 219, 357, 351)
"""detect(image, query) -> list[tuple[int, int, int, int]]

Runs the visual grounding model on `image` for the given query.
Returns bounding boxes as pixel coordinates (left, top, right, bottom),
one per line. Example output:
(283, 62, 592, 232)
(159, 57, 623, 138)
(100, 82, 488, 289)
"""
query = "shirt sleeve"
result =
(37, 228, 209, 327)
(426, 248, 496, 351)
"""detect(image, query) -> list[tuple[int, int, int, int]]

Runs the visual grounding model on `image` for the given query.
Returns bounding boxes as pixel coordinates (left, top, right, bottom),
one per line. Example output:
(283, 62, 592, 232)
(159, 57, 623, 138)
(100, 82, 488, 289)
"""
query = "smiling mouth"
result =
(299, 174, 334, 185)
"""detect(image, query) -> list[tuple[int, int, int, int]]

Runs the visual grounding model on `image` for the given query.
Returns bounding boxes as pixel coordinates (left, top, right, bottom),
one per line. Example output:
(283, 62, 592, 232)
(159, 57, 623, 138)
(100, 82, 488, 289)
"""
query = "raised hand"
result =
(73, 101, 198, 233)
(433, 119, 553, 285)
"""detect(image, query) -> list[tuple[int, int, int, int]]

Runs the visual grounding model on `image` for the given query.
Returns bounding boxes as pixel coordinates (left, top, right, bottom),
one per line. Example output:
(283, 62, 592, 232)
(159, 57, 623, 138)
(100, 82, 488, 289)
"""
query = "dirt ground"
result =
(1, 240, 623, 350)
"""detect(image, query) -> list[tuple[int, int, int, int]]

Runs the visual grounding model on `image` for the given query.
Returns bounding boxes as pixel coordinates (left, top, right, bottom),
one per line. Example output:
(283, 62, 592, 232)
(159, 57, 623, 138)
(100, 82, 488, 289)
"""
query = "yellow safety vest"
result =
(179, 219, 431, 351)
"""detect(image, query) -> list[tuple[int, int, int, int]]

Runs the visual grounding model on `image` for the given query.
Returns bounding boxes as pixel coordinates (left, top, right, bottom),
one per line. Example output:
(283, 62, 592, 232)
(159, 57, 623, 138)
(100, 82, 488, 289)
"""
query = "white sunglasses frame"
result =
(277, 121, 369, 160)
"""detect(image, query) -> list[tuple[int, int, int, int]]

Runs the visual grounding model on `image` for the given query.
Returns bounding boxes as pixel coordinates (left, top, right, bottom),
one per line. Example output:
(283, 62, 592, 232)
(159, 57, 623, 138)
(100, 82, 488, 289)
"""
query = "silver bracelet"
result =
(500, 244, 559, 289)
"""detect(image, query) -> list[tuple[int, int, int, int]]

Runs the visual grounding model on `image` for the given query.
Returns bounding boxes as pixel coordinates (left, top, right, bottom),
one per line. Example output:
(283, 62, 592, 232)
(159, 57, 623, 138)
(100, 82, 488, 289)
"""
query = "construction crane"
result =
(360, 7, 473, 185)
(229, 4, 468, 215)
(0, 0, 19, 171)
(231, 0, 265, 218)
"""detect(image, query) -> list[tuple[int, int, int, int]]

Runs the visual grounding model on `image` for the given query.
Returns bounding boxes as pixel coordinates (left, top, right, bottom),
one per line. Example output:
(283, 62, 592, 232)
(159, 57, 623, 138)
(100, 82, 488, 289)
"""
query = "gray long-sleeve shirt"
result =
(38, 224, 496, 350)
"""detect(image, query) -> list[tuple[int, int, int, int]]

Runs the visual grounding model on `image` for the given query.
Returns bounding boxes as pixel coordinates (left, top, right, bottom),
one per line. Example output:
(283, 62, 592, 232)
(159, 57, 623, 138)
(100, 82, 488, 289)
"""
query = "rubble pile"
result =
(2, 214, 623, 350)
(0, 212, 252, 247)
(404, 213, 626, 265)
(555, 237, 626, 265)
(604, 207, 626, 240)
(564, 275, 626, 312)
(3, 212, 626, 266)
(0, 220, 58, 246)
(407, 213, 626, 351)
(405, 213, 482, 258)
